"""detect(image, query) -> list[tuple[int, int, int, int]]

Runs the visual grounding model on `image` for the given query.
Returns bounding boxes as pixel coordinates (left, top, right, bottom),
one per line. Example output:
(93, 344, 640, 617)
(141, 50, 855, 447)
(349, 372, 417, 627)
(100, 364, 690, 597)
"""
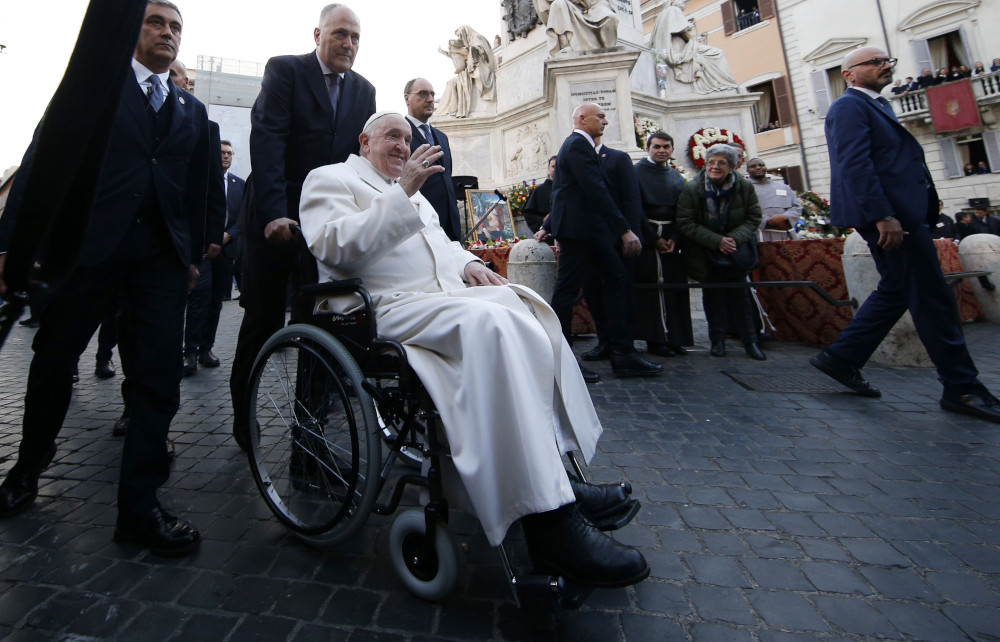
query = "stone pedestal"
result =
(841, 232, 932, 367)
(958, 233, 1000, 322)
(506, 240, 557, 302)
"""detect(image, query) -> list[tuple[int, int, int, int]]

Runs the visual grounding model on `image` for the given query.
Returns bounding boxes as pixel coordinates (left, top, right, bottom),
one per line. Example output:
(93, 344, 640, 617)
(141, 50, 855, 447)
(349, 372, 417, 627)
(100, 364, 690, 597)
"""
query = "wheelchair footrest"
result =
(591, 499, 640, 532)
(513, 574, 592, 611)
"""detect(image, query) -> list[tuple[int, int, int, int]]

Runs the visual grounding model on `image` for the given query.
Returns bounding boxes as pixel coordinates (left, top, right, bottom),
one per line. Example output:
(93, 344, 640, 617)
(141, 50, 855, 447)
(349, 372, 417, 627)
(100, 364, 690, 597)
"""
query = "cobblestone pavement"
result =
(1, 301, 999, 641)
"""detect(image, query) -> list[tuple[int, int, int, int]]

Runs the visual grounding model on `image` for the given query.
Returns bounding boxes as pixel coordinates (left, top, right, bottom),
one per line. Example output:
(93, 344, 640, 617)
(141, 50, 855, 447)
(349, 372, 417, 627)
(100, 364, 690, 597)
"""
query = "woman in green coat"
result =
(676, 145, 766, 360)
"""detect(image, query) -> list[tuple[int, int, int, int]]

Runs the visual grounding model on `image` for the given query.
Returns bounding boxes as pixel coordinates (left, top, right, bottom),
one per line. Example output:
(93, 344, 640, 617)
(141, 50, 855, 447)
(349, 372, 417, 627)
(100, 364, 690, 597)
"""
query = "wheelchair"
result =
(242, 278, 640, 607)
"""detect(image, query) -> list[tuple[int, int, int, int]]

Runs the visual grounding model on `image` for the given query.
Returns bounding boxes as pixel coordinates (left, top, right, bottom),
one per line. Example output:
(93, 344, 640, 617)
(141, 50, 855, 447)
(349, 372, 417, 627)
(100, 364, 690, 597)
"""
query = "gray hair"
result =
(705, 144, 740, 168)
(148, 0, 182, 22)
(319, 3, 345, 24)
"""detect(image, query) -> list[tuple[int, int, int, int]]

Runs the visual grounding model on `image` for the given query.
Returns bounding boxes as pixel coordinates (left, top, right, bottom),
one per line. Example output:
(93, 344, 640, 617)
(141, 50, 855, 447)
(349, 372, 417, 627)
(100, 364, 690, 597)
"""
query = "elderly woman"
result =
(676, 145, 766, 360)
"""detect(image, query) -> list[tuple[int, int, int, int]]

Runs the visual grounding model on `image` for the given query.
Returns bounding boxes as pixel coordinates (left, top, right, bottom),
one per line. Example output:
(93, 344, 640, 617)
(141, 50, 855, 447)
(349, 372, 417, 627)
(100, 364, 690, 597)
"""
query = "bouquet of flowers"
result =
(634, 116, 660, 149)
(667, 158, 689, 181)
(796, 191, 852, 239)
(466, 236, 525, 250)
(507, 180, 535, 216)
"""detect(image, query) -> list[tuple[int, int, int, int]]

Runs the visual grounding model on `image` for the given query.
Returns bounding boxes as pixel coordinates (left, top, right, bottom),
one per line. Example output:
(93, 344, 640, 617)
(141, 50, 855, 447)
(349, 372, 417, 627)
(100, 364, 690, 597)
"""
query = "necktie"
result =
(421, 123, 435, 145)
(148, 75, 165, 112)
(327, 74, 341, 118)
(876, 96, 898, 122)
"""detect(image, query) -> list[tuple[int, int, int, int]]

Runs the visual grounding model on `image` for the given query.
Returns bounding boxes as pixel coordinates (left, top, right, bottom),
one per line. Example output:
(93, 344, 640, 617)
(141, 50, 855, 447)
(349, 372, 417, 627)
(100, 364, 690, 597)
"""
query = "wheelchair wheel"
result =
(389, 509, 459, 601)
(247, 324, 381, 546)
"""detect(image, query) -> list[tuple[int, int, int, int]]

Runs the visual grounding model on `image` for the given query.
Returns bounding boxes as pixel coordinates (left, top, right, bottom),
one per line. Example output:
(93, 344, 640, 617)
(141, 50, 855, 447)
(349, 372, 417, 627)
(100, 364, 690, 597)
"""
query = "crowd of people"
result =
(889, 57, 1000, 94)
(1, 2, 999, 604)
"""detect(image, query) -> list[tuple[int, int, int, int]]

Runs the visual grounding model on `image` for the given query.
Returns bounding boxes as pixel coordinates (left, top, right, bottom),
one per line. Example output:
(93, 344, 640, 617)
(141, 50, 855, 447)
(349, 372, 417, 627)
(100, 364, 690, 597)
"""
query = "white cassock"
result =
(299, 155, 603, 546)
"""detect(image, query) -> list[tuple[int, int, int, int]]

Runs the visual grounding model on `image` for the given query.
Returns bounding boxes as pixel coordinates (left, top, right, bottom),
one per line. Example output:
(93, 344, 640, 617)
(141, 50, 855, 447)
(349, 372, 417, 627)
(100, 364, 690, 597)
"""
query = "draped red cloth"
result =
(753, 238, 981, 345)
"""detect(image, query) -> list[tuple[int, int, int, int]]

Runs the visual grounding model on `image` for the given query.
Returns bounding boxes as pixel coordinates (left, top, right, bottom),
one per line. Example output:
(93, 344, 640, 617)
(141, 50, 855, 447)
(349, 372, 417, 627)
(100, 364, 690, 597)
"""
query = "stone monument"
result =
(432, 0, 760, 200)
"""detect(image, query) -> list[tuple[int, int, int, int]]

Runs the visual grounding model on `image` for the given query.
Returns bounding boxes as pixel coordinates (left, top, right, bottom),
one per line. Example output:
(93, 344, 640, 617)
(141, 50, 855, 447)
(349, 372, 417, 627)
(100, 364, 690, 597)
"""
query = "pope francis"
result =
(298, 112, 649, 589)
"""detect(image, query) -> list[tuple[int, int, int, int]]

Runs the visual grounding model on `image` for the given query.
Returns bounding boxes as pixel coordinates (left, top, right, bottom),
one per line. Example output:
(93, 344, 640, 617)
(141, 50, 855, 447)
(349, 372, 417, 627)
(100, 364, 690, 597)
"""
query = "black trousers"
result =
(14, 218, 186, 518)
(703, 276, 756, 345)
(231, 233, 307, 431)
(96, 297, 122, 362)
(184, 252, 232, 353)
(551, 238, 633, 351)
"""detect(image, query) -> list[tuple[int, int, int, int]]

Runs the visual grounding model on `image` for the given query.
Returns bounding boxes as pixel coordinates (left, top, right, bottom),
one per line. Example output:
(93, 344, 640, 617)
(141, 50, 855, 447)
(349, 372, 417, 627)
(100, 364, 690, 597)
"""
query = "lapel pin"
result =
(179, 96, 185, 105)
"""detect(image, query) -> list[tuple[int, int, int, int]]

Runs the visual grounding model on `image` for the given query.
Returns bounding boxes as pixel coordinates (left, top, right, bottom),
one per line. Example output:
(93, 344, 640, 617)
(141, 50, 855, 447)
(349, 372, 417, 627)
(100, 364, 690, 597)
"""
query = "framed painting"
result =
(465, 189, 515, 243)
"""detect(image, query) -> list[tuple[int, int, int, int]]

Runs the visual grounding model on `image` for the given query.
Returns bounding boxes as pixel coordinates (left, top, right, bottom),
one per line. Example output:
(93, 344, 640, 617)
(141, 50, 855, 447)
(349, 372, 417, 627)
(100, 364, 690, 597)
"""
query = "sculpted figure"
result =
(651, 0, 738, 94)
(503, 0, 541, 42)
(438, 25, 497, 118)
(534, 0, 618, 57)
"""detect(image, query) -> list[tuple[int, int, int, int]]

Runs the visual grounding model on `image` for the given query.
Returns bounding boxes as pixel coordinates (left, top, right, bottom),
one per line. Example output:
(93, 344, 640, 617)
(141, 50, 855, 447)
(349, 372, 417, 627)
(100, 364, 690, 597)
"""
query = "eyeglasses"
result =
(848, 57, 897, 70)
(705, 160, 731, 168)
(409, 90, 435, 99)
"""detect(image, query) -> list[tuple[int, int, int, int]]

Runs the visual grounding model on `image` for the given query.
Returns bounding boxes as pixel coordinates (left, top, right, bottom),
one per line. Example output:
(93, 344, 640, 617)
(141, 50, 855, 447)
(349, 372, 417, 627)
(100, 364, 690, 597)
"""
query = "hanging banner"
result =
(926, 80, 982, 133)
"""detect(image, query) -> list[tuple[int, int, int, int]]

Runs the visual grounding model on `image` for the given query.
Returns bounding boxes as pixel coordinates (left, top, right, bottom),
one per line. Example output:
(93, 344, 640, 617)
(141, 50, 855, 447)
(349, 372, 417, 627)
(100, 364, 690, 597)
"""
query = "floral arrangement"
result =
(466, 236, 525, 250)
(667, 158, 689, 181)
(507, 180, 536, 216)
(634, 116, 660, 149)
(795, 191, 852, 239)
(687, 127, 745, 168)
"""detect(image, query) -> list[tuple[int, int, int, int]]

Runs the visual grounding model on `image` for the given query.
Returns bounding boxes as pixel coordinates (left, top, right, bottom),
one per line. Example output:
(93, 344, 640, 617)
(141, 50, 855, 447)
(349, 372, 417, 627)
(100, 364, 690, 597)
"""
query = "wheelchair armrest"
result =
(298, 279, 365, 296)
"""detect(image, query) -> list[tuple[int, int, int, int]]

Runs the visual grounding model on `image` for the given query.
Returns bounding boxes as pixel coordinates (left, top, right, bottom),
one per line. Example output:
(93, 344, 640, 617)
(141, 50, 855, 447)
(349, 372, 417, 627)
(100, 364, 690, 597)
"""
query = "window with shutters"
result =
(941, 134, 995, 178)
(747, 77, 794, 132)
(721, 0, 774, 36)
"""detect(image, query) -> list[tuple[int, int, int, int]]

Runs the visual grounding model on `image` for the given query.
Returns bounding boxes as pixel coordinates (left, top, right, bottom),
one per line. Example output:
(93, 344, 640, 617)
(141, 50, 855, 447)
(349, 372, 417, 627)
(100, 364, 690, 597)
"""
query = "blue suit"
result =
(0, 73, 212, 517)
(408, 120, 461, 241)
(824, 87, 980, 392)
(223, 172, 245, 260)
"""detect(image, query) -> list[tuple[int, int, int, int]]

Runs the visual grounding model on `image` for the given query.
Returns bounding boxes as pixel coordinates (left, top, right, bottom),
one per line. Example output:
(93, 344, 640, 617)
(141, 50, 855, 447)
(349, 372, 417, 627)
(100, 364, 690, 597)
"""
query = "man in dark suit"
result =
(970, 207, 1000, 235)
(220, 141, 245, 295)
(404, 78, 462, 241)
(810, 46, 1000, 424)
(231, 4, 376, 448)
(181, 137, 237, 375)
(536, 103, 661, 381)
(0, 0, 213, 554)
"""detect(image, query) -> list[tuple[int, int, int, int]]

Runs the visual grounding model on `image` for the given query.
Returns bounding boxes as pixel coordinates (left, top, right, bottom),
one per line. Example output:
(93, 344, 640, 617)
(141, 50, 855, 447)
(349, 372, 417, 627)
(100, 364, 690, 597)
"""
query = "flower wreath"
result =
(687, 127, 745, 168)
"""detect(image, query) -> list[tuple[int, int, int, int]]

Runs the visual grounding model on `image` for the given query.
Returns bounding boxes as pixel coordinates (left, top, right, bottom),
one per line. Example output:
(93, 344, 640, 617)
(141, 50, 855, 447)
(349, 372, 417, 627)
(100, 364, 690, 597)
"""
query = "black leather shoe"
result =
(580, 366, 601, 384)
(710, 342, 726, 357)
(810, 350, 881, 398)
(114, 506, 200, 557)
(581, 343, 611, 361)
(0, 470, 40, 518)
(570, 478, 631, 521)
(18, 318, 39, 328)
(71, 365, 79, 384)
(112, 412, 129, 436)
(0, 446, 56, 518)
(522, 505, 649, 588)
(647, 344, 677, 358)
(182, 353, 198, 377)
(611, 351, 663, 378)
(666, 342, 687, 355)
(198, 349, 220, 368)
(745, 343, 767, 361)
(940, 389, 1000, 424)
(95, 359, 116, 379)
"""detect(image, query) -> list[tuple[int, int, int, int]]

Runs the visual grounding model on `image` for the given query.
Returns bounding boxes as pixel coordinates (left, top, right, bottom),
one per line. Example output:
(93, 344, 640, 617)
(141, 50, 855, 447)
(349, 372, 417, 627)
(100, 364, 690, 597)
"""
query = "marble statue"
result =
(651, 0, 738, 94)
(503, 0, 541, 42)
(533, 0, 618, 57)
(438, 25, 497, 118)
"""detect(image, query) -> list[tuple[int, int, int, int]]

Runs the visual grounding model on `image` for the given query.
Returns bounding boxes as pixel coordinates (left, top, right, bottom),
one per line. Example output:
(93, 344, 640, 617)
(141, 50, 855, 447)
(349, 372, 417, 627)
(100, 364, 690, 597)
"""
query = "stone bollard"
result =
(958, 233, 1000, 322)
(506, 239, 557, 303)
(840, 231, 933, 367)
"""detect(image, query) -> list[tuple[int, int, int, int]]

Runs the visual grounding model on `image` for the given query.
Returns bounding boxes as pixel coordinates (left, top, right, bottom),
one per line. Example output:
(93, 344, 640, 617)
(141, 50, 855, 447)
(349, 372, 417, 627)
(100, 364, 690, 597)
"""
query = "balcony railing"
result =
(195, 55, 266, 78)
(890, 70, 1000, 120)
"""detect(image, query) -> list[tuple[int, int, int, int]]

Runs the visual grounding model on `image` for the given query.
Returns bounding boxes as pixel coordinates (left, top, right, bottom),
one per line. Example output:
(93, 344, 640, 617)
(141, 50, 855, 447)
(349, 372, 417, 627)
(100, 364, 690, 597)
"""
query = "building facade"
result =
(776, 0, 1000, 215)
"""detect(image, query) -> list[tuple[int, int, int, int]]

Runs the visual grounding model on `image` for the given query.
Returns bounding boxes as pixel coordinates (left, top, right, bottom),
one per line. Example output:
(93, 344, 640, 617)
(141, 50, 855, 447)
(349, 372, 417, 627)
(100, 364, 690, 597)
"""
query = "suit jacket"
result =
(548, 132, 630, 243)
(826, 88, 937, 231)
(0, 79, 211, 268)
(205, 121, 227, 249)
(970, 214, 1000, 235)
(248, 51, 376, 234)
(223, 171, 245, 259)
(408, 120, 461, 241)
(598, 146, 643, 233)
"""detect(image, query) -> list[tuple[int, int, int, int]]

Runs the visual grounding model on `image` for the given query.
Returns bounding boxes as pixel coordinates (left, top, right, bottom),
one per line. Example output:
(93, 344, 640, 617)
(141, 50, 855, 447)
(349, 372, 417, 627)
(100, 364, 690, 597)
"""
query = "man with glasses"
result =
(403, 78, 462, 241)
(810, 47, 1000, 424)
(231, 4, 376, 450)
